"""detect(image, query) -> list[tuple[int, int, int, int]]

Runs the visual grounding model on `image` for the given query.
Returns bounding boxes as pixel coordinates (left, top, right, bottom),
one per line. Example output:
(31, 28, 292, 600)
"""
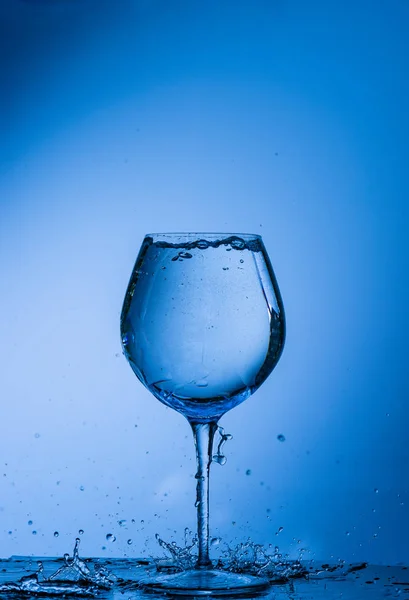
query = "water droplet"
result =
(210, 537, 221, 546)
(212, 455, 227, 465)
(140, 519, 144, 524)
(240, 259, 244, 263)
(79, 485, 85, 491)
(32, 530, 37, 535)
(222, 267, 229, 271)
(246, 469, 252, 475)
(197, 240, 209, 249)
(346, 531, 350, 536)
(106, 533, 116, 542)
(34, 433, 40, 439)
(122, 333, 130, 346)
(8, 530, 12, 535)
(195, 500, 201, 508)
(28, 520, 33, 526)
(127, 539, 133, 545)
(118, 519, 127, 527)
(78, 529, 84, 535)
(275, 527, 284, 535)
(54, 531, 59, 537)
(277, 434, 286, 442)
(374, 488, 379, 494)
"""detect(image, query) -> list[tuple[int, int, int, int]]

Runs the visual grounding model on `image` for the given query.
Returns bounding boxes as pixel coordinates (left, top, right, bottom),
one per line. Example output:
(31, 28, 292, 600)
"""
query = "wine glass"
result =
(120, 233, 285, 596)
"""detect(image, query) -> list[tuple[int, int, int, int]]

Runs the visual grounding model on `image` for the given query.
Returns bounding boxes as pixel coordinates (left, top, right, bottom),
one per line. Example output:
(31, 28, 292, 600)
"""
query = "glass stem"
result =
(190, 421, 218, 569)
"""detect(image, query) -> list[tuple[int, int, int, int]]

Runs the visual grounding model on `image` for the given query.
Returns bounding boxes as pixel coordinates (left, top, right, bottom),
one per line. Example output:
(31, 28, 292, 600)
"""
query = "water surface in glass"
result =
(120, 234, 285, 422)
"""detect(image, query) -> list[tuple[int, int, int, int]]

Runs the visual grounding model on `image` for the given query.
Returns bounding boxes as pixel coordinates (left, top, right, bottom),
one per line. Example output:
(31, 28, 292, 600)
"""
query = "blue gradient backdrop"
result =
(0, 0, 408, 565)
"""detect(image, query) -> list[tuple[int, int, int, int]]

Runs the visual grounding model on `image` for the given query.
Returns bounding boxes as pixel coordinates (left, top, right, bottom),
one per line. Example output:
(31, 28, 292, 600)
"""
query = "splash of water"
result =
(0, 538, 116, 596)
(153, 531, 307, 583)
(212, 426, 233, 465)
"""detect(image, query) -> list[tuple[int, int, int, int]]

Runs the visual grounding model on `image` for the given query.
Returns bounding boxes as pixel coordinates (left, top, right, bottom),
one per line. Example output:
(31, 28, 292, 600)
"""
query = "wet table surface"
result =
(0, 557, 407, 599)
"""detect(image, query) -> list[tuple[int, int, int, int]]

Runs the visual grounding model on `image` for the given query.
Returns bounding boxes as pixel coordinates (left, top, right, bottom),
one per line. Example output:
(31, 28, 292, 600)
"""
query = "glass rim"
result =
(145, 232, 262, 240)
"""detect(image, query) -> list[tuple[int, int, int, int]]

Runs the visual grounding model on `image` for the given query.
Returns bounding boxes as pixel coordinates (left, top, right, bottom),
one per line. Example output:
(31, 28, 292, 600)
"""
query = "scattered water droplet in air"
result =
(246, 469, 252, 475)
(118, 519, 127, 527)
(127, 539, 132, 545)
(197, 240, 209, 249)
(212, 426, 232, 466)
(28, 520, 33, 526)
(211, 537, 221, 546)
(222, 267, 229, 271)
(277, 434, 286, 442)
(374, 488, 379, 494)
(275, 527, 284, 535)
(346, 531, 350, 536)
(32, 530, 37, 535)
(79, 485, 85, 491)
(106, 534, 116, 542)
(78, 529, 84, 535)
(54, 531, 59, 537)
(34, 433, 40, 439)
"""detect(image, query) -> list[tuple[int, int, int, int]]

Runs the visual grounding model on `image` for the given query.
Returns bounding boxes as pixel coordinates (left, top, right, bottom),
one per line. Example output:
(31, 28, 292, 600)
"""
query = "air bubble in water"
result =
(106, 534, 116, 542)
(231, 238, 245, 250)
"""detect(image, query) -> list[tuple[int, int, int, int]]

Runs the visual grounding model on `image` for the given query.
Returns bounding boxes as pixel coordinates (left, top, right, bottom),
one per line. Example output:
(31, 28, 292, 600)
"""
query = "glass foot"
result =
(139, 568, 270, 596)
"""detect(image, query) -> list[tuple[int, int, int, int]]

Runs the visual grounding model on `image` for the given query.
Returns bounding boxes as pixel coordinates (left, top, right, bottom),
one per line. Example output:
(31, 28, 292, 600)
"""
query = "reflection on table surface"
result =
(0, 556, 407, 600)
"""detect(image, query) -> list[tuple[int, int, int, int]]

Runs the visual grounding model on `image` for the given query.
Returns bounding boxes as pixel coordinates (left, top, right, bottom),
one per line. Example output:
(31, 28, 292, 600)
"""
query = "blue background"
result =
(0, 0, 408, 565)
